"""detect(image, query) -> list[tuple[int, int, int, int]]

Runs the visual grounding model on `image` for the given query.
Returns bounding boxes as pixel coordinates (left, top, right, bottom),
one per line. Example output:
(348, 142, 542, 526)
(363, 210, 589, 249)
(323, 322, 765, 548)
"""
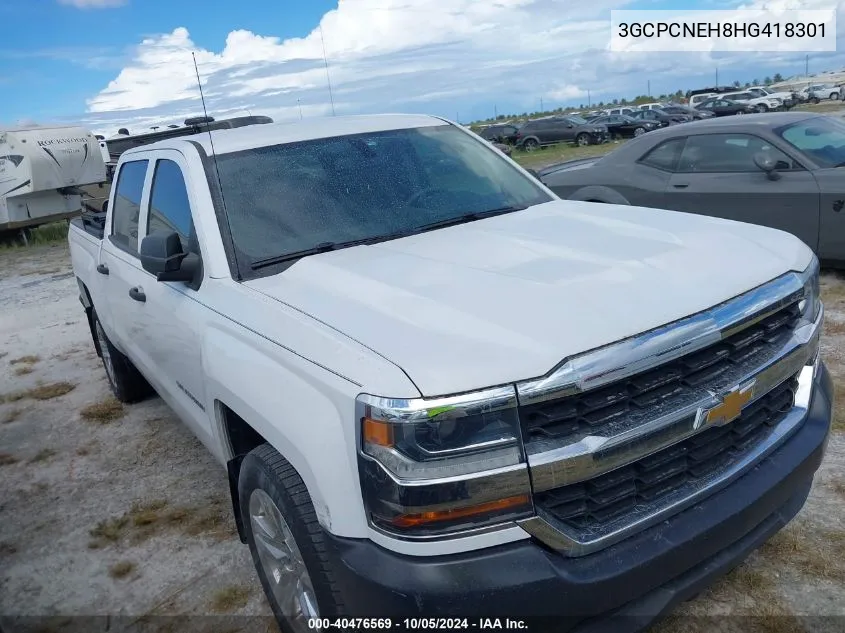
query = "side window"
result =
(677, 134, 797, 173)
(147, 159, 195, 251)
(639, 138, 687, 172)
(110, 160, 148, 255)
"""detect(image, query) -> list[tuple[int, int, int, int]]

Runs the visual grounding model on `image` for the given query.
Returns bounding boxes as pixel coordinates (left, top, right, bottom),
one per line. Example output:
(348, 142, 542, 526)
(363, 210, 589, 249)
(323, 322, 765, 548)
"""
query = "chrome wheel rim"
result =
(577, 135, 588, 146)
(634, 127, 645, 137)
(249, 489, 318, 629)
(95, 321, 116, 387)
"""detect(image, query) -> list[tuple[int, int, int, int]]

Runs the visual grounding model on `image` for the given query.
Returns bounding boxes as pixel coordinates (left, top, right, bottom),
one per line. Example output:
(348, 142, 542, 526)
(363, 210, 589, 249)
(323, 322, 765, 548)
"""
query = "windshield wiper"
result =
(250, 205, 528, 270)
(411, 205, 528, 234)
(251, 240, 363, 270)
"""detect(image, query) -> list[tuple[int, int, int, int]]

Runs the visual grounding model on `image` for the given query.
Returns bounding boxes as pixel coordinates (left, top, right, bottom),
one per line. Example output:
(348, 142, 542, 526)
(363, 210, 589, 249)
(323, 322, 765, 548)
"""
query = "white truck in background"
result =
(67, 114, 832, 632)
(0, 125, 106, 240)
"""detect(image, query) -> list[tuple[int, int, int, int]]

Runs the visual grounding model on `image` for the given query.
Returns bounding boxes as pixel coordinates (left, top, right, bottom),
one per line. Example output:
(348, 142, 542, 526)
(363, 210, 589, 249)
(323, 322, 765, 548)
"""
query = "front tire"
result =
(831, 92, 840, 101)
(756, 104, 768, 113)
(522, 138, 539, 152)
(633, 127, 646, 137)
(576, 133, 590, 147)
(239, 445, 345, 632)
(92, 309, 153, 403)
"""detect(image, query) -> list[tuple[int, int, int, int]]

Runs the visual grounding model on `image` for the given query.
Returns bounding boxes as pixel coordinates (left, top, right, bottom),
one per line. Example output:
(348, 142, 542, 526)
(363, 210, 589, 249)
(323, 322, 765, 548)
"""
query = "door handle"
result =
(96, 263, 109, 275)
(128, 286, 146, 303)
(672, 183, 689, 189)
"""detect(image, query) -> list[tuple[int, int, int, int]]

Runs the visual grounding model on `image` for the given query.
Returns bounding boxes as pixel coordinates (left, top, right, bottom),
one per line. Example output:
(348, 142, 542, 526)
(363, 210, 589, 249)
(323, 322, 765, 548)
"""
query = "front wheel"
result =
(735, 110, 745, 115)
(831, 92, 840, 101)
(576, 133, 591, 147)
(240, 445, 345, 632)
(756, 104, 768, 113)
(522, 138, 539, 152)
(633, 127, 646, 137)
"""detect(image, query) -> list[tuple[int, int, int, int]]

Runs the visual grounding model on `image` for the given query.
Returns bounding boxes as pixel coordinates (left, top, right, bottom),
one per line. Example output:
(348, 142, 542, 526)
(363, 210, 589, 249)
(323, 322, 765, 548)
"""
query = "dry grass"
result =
(833, 396, 845, 433)
(130, 499, 168, 527)
(1, 381, 76, 403)
(209, 585, 251, 613)
(824, 319, 845, 336)
(28, 448, 57, 464)
(88, 516, 130, 548)
(759, 522, 845, 581)
(2, 408, 22, 424)
(9, 355, 40, 365)
(829, 480, 845, 500)
(14, 366, 33, 376)
(80, 397, 125, 424)
(88, 497, 231, 549)
(108, 560, 136, 579)
(0, 452, 19, 466)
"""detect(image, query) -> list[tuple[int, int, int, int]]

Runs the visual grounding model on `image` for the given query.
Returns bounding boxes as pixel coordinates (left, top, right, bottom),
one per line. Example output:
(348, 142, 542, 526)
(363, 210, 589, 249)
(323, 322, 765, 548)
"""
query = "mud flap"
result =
(227, 455, 248, 543)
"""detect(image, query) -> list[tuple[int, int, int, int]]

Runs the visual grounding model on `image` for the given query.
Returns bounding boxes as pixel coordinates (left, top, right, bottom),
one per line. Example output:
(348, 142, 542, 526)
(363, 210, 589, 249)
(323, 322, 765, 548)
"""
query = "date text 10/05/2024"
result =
(307, 619, 529, 630)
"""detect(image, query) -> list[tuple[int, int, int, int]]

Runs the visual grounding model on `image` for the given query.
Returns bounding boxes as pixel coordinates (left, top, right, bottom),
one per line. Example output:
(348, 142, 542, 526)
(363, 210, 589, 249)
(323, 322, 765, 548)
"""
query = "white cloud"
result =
(58, 0, 127, 8)
(71, 0, 845, 135)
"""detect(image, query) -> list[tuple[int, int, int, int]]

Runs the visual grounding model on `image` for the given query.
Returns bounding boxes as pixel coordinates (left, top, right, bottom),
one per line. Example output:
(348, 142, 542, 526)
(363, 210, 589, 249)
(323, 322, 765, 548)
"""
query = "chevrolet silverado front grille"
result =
(520, 302, 800, 445)
(514, 270, 823, 556)
(534, 376, 798, 531)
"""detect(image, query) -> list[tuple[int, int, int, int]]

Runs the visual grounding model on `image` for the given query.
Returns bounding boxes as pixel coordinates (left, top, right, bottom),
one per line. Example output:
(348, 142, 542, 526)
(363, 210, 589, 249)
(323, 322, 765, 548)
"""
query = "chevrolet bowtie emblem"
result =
(694, 381, 756, 430)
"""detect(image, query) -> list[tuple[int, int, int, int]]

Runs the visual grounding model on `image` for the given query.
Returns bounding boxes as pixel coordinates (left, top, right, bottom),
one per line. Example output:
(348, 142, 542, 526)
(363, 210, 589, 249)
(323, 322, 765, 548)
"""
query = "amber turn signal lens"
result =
(363, 417, 394, 448)
(390, 494, 531, 528)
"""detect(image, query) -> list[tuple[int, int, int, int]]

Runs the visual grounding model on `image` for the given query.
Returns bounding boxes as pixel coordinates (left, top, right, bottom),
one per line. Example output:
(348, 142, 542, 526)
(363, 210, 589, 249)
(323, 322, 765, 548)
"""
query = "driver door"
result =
(663, 133, 821, 250)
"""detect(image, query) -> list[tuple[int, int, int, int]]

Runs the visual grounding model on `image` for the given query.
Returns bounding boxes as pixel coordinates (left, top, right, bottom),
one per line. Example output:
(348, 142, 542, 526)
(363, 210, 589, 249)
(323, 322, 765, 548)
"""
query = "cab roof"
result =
(124, 113, 449, 157)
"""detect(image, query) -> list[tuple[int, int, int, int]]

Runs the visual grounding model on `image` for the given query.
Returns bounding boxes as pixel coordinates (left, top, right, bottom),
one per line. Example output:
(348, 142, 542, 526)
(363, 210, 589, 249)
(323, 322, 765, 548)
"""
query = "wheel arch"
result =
(568, 185, 631, 205)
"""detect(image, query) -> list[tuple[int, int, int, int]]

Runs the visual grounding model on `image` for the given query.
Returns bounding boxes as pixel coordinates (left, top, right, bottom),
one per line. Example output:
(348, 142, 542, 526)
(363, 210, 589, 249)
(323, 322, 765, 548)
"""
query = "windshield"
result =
(566, 115, 588, 125)
(776, 116, 845, 168)
(213, 124, 552, 267)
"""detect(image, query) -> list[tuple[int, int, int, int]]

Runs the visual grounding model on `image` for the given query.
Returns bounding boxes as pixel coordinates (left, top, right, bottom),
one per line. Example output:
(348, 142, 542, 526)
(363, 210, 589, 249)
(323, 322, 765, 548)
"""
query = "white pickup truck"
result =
(68, 114, 832, 632)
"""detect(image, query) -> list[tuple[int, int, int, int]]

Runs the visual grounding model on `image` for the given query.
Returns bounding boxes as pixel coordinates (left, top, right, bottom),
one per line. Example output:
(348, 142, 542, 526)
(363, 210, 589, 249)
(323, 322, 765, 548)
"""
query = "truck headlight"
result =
(799, 256, 821, 324)
(357, 386, 532, 536)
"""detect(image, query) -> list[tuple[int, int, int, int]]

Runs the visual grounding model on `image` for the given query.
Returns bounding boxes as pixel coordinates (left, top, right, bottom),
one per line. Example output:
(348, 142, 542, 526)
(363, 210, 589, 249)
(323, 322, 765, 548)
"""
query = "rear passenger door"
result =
(134, 150, 214, 445)
(662, 133, 821, 250)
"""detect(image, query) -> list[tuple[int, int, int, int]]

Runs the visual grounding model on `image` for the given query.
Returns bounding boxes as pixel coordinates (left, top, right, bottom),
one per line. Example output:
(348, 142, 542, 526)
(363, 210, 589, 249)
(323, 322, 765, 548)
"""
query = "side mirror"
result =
(754, 152, 781, 180)
(140, 230, 197, 282)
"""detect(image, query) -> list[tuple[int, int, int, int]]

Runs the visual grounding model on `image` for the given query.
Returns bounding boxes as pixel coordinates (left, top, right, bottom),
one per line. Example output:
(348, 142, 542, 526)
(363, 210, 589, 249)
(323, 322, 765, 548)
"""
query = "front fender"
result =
(568, 185, 631, 205)
(202, 324, 371, 538)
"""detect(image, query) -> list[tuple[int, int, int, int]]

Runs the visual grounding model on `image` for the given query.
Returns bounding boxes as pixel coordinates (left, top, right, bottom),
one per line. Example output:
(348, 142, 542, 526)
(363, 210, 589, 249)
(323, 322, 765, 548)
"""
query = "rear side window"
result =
(639, 138, 686, 172)
(147, 159, 195, 251)
(110, 160, 148, 255)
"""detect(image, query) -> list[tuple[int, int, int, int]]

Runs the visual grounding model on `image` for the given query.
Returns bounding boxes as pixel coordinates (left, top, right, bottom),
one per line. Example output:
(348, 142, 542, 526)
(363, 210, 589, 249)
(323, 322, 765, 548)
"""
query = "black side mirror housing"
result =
(754, 152, 781, 180)
(140, 230, 198, 282)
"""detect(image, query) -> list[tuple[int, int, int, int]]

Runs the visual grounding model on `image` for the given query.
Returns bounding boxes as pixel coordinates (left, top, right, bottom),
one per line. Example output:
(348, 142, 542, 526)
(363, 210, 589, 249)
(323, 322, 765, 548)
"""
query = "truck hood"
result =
(245, 200, 812, 396)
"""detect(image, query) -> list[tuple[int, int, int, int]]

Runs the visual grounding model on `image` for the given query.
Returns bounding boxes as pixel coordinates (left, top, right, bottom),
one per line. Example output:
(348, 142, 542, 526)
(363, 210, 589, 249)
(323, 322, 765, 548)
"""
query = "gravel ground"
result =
(0, 241, 843, 633)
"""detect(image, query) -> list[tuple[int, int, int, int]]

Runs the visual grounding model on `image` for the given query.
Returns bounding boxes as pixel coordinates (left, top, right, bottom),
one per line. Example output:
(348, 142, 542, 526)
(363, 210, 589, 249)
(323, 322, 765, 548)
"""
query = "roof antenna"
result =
(192, 52, 239, 277)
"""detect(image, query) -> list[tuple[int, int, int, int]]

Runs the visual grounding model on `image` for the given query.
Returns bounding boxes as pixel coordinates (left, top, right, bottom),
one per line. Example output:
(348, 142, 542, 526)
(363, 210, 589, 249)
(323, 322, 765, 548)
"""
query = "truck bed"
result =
(71, 210, 107, 241)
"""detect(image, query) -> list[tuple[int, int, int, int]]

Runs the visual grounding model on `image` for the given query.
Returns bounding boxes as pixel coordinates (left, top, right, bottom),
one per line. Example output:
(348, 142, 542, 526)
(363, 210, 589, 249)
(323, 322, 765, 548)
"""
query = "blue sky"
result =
(2, 0, 844, 135)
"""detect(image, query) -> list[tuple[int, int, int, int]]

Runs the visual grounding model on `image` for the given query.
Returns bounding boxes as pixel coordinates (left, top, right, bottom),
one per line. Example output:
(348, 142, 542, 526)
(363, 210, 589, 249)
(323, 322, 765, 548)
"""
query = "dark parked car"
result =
(629, 108, 692, 127)
(695, 98, 757, 116)
(479, 124, 520, 144)
(538, 112, 845, 265)
(587, 114, 660, 138)
(515, 115, 609, 150)
(660, 104, 714, 120)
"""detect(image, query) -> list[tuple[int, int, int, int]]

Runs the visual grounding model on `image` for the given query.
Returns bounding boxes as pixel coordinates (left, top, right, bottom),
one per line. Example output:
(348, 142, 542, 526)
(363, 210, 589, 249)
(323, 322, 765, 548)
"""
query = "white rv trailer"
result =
(0, 125, 106, 233)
